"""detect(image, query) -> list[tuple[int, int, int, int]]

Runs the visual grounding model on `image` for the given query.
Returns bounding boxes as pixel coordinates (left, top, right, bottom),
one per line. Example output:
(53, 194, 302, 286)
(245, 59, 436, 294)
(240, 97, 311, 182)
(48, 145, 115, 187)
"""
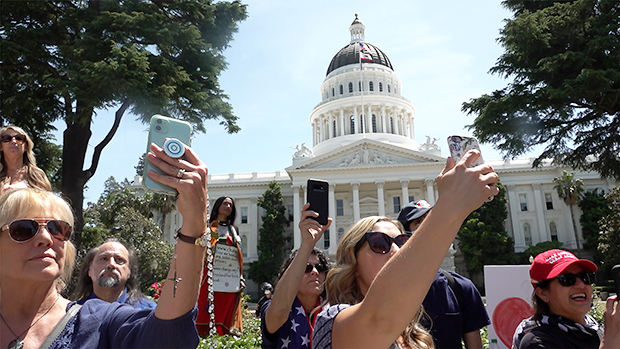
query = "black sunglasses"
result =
(305, 263, 327, 274)
(553, 272, 596, 287)
(1, 134, 26, 143)
(354, 231, 409, 255)
(1, 219, 72, 243)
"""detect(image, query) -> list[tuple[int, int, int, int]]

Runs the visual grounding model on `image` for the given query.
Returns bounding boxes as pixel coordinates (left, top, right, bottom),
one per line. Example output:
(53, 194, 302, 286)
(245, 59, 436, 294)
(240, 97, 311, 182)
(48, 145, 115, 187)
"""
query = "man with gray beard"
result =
(75, 239, 156, 309)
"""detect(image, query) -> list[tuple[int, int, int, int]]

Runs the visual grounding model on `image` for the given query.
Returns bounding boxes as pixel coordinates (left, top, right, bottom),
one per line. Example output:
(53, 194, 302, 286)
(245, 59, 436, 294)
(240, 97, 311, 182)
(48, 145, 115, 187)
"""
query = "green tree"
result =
(598, 186, 620, 279)
(579, 188, 612, 251)
(1, 0, 248, 248)
(457, 182, 519, 278)
(520, 241, 565, 264)
(553, 171, 586, 254)
(249, 181, 290, 286)
(462, 0, 620, 180)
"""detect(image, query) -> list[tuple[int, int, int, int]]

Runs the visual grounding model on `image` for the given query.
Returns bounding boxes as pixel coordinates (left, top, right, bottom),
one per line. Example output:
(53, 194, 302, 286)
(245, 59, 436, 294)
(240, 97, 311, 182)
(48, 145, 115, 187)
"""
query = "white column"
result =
(425, 179, 435, 204)
(393, 108, 399, 134)
(381, 104, 386, 133)
(506, 185, 523, 246)
(318, 116, 324, 142)
(249, 197, 259, 259)
(293, 185, 302, 249)
(339, 108, 345, 136)
(354, 106, 359, 134)
(532, 183, 547, 243)
(400, 180, 410, 205)
(328, 184, 337, 255)
(351, 182, 361, 222)
(367, 104, 372, 133)
(328, 111, 334, 139)
(312, 121, 317, 146)
(376, 181, 385, 216)
(409, 113, 415, 139)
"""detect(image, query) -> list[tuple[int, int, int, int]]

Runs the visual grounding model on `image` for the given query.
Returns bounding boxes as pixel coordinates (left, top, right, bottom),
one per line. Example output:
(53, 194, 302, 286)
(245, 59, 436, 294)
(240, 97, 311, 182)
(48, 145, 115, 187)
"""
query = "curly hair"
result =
(0, 188, 75, 291)
(324, 216, 434, 349)
(0, 125, 51, 191)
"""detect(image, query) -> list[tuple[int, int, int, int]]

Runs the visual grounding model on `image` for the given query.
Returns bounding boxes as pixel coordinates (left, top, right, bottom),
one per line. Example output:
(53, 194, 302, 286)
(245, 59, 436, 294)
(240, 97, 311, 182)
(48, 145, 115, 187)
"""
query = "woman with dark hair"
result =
(0, 125, 51, 192)
(196, 196, 245, 337)
(261, 203, 332, 348)
(512, 249, 620, 349)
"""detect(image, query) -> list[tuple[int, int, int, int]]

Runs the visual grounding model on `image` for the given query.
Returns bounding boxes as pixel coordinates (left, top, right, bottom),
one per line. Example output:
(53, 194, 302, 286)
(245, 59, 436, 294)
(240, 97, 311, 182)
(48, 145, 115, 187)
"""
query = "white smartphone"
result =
(447, 135, 484, 167)
(143, 115, 193, 195)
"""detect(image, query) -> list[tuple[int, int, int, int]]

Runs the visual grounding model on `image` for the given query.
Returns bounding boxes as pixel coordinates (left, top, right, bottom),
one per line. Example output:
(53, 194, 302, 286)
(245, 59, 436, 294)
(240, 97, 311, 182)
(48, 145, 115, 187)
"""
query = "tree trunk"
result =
(569, 204, 582, 255)
(61, 119, 92, 249)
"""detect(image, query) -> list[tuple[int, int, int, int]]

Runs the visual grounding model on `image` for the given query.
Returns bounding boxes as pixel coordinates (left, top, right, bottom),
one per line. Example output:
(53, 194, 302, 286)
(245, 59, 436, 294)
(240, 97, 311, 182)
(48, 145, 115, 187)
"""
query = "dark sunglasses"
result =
(553, 272, 595, 287)
(305, 263, 327, 274)
(1, 134, 26, 143)
(354, 231, 409, 255)
(1, 219, 72, 243)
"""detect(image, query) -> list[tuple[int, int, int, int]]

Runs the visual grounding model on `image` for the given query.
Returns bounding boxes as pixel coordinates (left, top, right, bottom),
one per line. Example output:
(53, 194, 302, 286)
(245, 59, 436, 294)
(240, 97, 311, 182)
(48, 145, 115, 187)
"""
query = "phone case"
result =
(447, 135, 484, 167)
(307, 179, 329, 225)
(143, 115, 193, 195)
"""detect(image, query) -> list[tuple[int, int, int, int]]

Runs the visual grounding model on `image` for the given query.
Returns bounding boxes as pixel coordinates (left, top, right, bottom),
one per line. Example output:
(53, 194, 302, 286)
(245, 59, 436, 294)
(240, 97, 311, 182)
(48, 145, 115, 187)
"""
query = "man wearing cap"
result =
(398, 200, 490, 349)
(511, 249, 619, 349)
(256, 283, 273, 318)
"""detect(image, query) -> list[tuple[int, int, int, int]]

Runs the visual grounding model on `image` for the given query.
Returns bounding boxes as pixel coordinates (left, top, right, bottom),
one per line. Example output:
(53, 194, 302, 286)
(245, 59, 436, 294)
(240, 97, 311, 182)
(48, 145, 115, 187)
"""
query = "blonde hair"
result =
(325, 216, 434, 349)
(0, 125, 52, 191)
(0, 188, 75, 290)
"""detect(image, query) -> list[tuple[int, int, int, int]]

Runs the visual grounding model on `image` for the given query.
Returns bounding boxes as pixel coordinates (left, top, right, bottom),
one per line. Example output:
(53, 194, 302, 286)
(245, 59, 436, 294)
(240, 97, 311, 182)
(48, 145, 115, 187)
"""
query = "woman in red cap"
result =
(513, 249, 620, 349)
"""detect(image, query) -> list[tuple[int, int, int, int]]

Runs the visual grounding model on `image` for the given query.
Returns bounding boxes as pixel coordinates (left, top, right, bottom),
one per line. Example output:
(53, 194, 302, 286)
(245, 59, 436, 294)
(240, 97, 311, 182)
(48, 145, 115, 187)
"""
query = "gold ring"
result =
(176, 168, 186, 179)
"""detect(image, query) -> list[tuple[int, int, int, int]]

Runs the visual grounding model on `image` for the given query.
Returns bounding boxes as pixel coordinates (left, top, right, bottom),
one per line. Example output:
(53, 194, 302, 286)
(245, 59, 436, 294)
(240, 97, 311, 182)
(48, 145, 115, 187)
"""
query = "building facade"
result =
(140, 16, 616, 297)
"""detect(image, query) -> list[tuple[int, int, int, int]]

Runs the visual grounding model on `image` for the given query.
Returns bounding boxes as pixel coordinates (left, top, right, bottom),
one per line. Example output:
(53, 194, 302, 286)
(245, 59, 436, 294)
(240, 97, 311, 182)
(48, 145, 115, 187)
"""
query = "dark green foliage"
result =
(248, 181, 290, 287)
(519, 241, 565, 264)
(579, 189, 612, 251)
(463, 0, 620, 180)
(457, 182, 519, 277)
(1, 0, 248, 248)
(598, 186, 620, 279)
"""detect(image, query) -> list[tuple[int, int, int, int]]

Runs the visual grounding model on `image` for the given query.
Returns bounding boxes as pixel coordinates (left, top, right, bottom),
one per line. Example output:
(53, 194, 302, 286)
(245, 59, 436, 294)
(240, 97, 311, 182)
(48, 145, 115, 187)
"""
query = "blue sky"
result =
(53, 0, 532, 205)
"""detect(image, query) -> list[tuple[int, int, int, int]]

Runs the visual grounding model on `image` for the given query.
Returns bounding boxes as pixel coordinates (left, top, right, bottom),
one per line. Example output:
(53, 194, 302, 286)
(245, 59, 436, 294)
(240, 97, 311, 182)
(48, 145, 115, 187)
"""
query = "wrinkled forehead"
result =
(97, 242, 129, 258)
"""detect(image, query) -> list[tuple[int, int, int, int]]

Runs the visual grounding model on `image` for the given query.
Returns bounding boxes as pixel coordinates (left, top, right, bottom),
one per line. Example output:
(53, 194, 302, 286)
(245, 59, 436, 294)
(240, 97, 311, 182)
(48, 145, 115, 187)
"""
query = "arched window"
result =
(340, 85, 343, 94)
(359, 81, 361, 92)
(333, 120, 337, 136)
(350, 115, 355, 134)
(349, 82, 353, 93)
(388, 85, 391, 93)
(369, 81, 374, 91)
(372, 114, 377, 132)
(324, 229, 330, 249)
(379, 82, 383, 92)
(524, 223, 532, 247)
(390, 117, 394, 133)
(550, 222, 558, 241)
(360, 113, 365, 133)
(332, 88, 335, 97)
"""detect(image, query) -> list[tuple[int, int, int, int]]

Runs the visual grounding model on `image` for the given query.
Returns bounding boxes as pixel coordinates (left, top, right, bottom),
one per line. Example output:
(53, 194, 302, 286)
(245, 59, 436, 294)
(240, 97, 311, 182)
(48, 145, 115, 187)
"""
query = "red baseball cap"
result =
(529, 249, 597, 287)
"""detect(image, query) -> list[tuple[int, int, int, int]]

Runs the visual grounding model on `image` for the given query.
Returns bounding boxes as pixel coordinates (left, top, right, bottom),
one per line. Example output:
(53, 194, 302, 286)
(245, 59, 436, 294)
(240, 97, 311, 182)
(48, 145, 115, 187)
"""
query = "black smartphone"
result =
(613, 265, 620, 297)
(307, 179, 329, 225)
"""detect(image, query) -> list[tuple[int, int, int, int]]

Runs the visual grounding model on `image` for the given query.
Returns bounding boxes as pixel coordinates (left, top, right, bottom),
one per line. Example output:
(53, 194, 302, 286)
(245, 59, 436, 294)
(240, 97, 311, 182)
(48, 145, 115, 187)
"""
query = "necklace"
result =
(0, 294, 60, 349)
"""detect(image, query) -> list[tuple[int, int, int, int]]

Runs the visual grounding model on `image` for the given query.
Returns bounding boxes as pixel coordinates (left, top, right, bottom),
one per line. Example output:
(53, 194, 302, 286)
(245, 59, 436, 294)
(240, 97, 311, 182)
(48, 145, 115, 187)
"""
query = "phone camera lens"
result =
(155, 126, 161, 131)
(157, 119, 162, 124)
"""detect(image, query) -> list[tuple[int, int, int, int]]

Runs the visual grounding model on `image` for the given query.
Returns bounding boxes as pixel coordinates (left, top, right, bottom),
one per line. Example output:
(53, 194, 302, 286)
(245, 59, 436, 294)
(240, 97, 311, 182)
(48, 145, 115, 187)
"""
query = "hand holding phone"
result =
(143, 115, 193, 195)
(307, 179, 329, 225)
(447, 135, 493, 202)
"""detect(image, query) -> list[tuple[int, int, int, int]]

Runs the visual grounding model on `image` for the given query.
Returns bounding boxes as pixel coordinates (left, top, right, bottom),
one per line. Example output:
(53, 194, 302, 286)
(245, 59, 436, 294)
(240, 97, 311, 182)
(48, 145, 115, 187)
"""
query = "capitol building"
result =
(138, 16, 616, 297)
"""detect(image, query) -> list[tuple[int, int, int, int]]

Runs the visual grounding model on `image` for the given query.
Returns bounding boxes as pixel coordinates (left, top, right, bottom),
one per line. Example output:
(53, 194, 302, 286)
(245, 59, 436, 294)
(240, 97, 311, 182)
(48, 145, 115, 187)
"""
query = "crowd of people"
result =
(0, 124, 618, 349)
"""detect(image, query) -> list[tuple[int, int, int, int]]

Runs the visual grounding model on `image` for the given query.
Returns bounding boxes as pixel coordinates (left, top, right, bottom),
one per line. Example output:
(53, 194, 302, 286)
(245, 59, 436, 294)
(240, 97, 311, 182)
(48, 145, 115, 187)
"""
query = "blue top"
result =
(49, 299, 199, 348)
(77, 288, 157, 309)
(421, 270, 490, 349)
(261, 297, 320, 349)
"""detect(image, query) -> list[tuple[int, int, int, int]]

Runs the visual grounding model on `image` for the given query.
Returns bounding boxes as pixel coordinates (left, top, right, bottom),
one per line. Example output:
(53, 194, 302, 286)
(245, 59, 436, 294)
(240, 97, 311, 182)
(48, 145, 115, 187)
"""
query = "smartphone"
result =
(447, 135, 484, 167)
(307, 179, 329, 225)
(143, 115, 193, 195)
(613, 265, 620, 297)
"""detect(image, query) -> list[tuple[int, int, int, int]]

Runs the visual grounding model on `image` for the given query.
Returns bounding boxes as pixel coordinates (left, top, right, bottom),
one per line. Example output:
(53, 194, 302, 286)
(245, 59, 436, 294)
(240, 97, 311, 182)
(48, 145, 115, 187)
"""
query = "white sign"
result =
(212, 243, 241, 293)
(484, 265, 533, 349)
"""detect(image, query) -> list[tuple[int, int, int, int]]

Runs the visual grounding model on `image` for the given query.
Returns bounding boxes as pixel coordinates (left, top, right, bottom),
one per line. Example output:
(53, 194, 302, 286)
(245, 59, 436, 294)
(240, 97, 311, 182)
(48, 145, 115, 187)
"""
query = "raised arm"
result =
(145, 142, 209, 319)
(264, 203, 331, 333)
(332, 150, 499, 348)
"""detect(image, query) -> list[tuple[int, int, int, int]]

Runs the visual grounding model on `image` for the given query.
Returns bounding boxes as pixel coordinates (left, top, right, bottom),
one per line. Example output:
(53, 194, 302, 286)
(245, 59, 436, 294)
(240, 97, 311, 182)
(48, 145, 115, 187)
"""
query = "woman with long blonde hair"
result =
(313, 150, 500, 349)
(0, 125, 51, 192)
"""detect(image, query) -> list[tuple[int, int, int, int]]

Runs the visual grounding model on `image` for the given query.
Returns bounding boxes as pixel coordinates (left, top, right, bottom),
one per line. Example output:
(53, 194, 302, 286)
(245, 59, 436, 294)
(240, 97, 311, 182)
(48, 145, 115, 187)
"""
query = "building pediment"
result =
(286, 139, 443, 172)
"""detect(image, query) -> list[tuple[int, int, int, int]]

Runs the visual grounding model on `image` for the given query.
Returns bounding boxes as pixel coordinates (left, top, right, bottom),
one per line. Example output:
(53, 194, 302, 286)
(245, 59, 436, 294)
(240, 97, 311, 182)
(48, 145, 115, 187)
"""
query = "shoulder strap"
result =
(441, 270, 464, 310)
(39, 304, 82, 349)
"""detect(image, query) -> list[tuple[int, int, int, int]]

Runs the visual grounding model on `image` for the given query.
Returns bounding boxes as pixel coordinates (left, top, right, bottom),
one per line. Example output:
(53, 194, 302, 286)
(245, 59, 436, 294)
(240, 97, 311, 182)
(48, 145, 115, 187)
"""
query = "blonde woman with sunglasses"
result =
(313, 150, 500, 349)
(0, 141, 209, 349)
(0, 125, 51, 193)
